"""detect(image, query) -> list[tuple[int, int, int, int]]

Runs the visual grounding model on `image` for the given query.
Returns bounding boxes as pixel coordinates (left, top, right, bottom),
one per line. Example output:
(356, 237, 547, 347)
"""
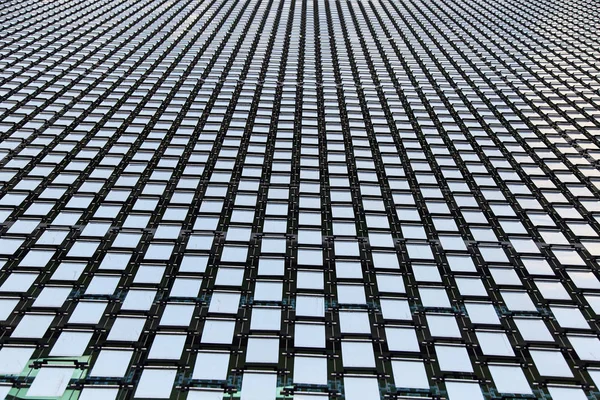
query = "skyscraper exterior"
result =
(0, 0, 599, 399)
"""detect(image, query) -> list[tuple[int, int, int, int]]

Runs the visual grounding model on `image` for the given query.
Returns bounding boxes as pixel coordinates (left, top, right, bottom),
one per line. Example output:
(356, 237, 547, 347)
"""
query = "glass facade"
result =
(0, 0, 599, 399)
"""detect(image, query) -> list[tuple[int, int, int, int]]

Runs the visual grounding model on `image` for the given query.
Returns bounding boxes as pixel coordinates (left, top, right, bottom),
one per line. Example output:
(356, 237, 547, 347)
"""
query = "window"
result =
(339, 311, 370, 334)
(90, 349, 133, 377)
(391, 360, 429, 389)
(50, 331, 92, 357)
(380, 299, 412, 320)
(170, 278, 202, 298)
(446, 255, 476, 272)
(258, 258, 284, 276)
(0, 347, 35, 374)
(435, 345, 473, 373)
(69, 301, 107, 324)
(419, 287, 451, 308)
(530, 350, 572, 377)
(134, 266, 165, 284)
(99, 252, 131, 270)
(343, 377, 380, 400)
(159, 304, 195, 326)
(28, 367, 75, 398)
(551, 306, 589, 329)
(476, 331, 514, 356)
(246, 337, 279, 363)
(148, 334, 186, 360)
(250, 307, 281, 331)
(547, 387, 588, 400)
(0, 299, 18, 321)
(293, 356, 327, 385)
(192, 352, 230, 380)
(455, 277, 487, 296)
(86, 275, 119, 295)
(372, 252, 400, 269)
(12, 314, 53, 338)
(0, 272, 37, 293)
(134, 369, 177, 399)
(240, 373, 277, 400)
(296, 295, 324, 317)
(20, 250, 54, 268)
(427, 314, 461, 338)
(201, 319, 235, 344)
(337, 285, 366, 305)
(180, 255, 209, 273)
(445, 381, 484, 400)
(375, 273, 405, 292)
(294, 323, 325, 348)
(208, 292, 240, 314)
(500, 291, 537, 312)
(568, 271, 600, 289)
(107, 317, 145, 341)
(254, 281, 283, 302)
(488, 365, 532, 395)
(385, 327, 419, 352)
(122, 290, 155, 311)
(296, 270, 323, 290)
(489, 267, 521, 285)
(341, 341, 375, 368)
(220, 246, 249, 263)
(568, 335, 600, 361)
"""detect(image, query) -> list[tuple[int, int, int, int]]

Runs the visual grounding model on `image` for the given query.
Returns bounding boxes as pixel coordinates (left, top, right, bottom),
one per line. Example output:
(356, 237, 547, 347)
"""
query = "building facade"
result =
(0, 0, 599, 399)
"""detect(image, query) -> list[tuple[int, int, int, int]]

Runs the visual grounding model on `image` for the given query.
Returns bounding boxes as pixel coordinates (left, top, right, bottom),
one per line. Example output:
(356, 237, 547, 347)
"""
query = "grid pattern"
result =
(0, 0, 600, 399)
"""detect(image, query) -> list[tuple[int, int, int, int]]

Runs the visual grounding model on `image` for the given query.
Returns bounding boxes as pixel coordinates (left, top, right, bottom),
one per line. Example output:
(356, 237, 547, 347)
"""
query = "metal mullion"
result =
(145, 0, 282, 378)
(348, 2, 437, 376)
(308, 0, 341, 392)
(71, 0, 240, 391)
(321, 0, 398, 385)
(366, 0, 512, 386)
(122, 0, 278, 388)
(279, 0, 307, 391)
(335, 0, 442, 385)
(370, 0, 558, 376)
(213, 0, 287, 381)
(210, 0, 298, 384)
